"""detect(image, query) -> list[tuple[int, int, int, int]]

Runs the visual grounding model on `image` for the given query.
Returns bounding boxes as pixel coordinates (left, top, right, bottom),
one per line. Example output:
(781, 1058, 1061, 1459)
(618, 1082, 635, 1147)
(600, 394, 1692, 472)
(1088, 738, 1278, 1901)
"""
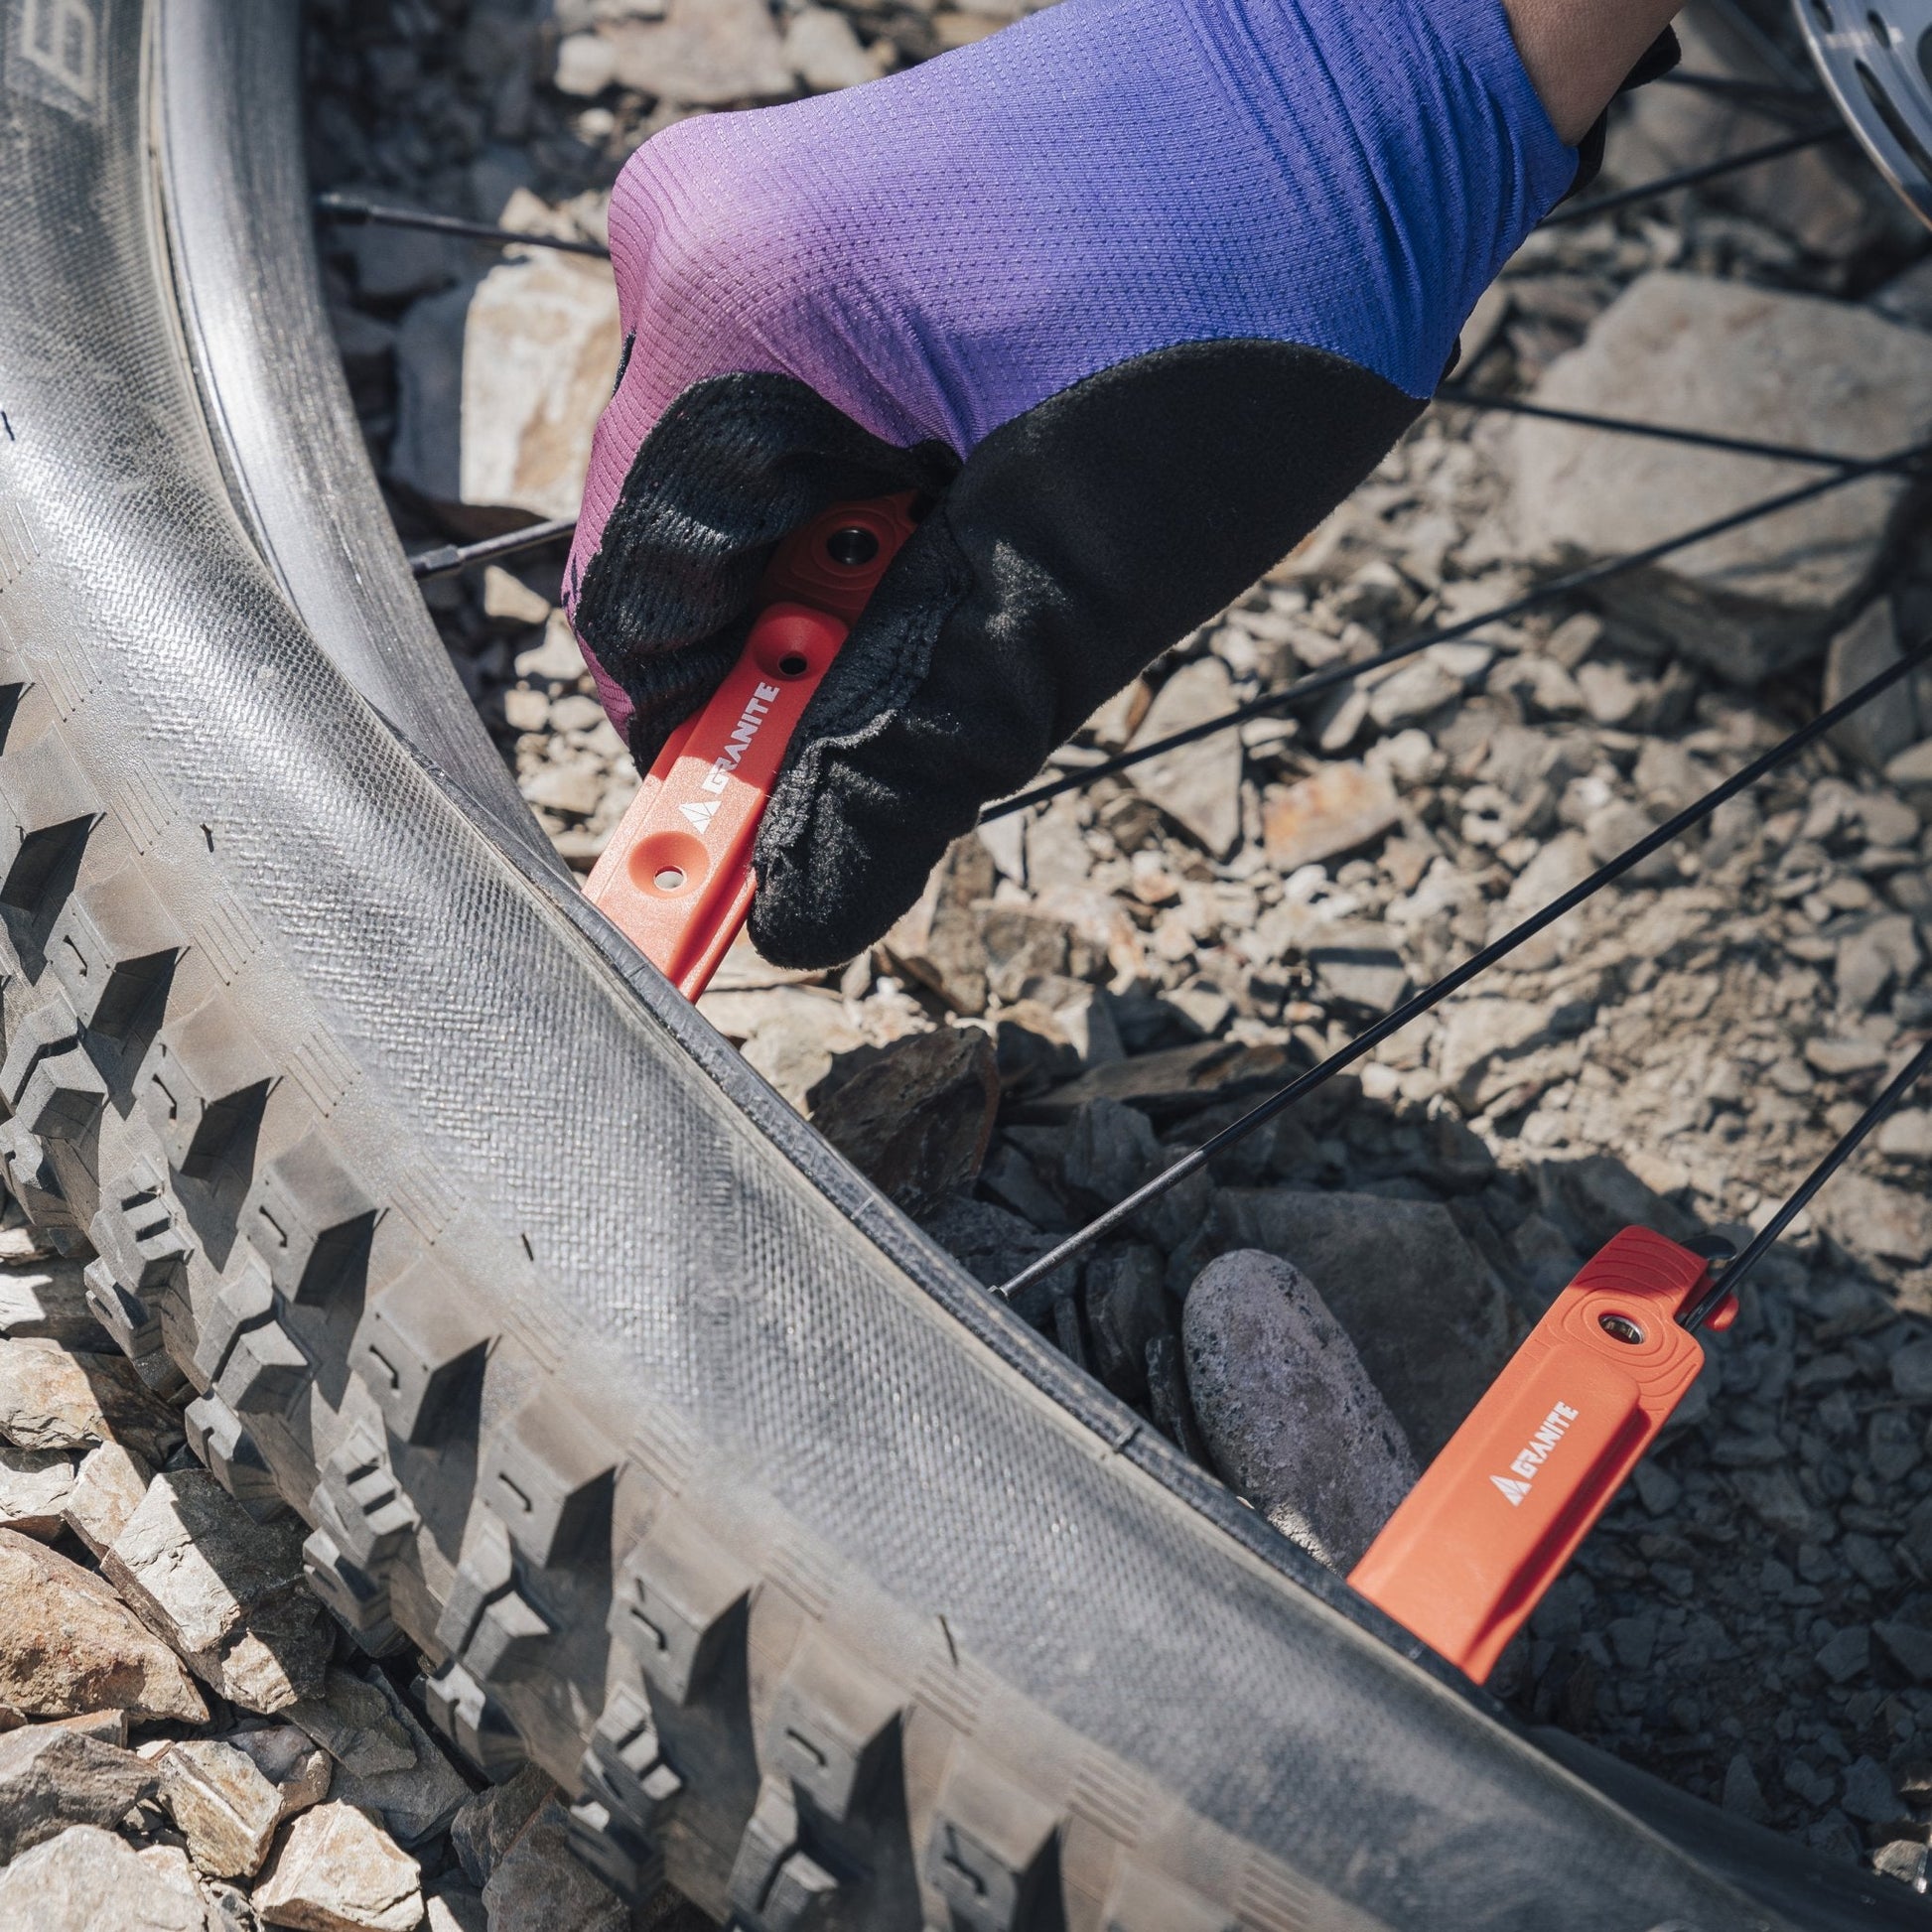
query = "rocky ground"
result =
(0, 0, 1908, 1920)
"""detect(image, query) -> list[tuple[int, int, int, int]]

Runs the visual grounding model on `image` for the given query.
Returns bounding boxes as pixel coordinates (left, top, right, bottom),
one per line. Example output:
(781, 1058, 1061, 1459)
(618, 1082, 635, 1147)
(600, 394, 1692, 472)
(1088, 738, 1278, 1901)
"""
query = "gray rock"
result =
(915, 1194, 1071, 1324)
(1835, 915, 1922, 1014)
(450, 1765, 551, 1886)
(881, 834, 997, 1016)
(1510, 274, 1932, 679)
(1873, 1619, 1932, 1682)
(0, 1443, 76, 1538)
(810, 1027, 1000, 1214)
(425, 1888, 486, 1932)
(1127, 658, 1244, 858)
(1827, 602, 1922, 770)
(103, 1470, 330, 1716)
(1062, 1097, 1159, 1205)
(479, 1797, 626, 1932)
(1842, 1755, 1902, 1827)
(251, 1802, 422, 1932)
(1892, 1338, 1932, 1401)
(0, 1260, 102, 1344)
(1024, 1036, 1293, 1128)
(1082, 1246, 1173, 1401)
(223, 1727, 332, 1822)
(0, 1528, 207, 1724)
(1819, 1173, 1932, 1266)
(63, 1441, 153, 1558)
(1721, 1751, 1768, 1823)
(1261, 760, 1402, 874)
(605, 0, 794, 101)
(785, 6, 875, 90)
(0, 1337, 183, 1463)
(156, 1738, 284, 1880)
(0, 1823, 211, 1932)
(1729, 1466, 1828, 1543)
(1871, 254, 1932, 331)
(1816, 1623, 1870, 1685)
(1182, 1252, 1417, 1570)
(287, 1670, 466, 1849)
(1437, 998, 1560, 1110)
(1305, 920, 1409, 1016)
(1532, 1154, 1696, 1255)
(0, 1724, 157, 1863)
(283, 1672, 416, 1781)
(1209, 1190, 1511, 1459)
(1366, 656, 1460, 731)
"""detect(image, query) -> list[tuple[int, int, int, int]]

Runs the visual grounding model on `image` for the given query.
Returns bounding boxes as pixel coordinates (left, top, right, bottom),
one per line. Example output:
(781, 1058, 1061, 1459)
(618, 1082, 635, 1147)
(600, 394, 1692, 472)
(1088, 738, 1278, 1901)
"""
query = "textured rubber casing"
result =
(0, 3, 1912, 1927)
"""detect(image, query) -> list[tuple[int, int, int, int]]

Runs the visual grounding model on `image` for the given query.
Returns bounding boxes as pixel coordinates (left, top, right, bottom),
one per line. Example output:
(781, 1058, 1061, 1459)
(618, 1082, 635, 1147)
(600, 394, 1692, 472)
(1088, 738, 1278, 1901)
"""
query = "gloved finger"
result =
(749, 338, 1425, 971)
(566, 370, 956, 769)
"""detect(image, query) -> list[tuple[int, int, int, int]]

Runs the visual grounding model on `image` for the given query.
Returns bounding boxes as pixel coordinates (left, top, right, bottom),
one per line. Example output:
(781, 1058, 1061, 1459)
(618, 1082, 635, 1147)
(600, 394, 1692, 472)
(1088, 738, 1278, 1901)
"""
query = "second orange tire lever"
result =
(585, 495, 919, 999)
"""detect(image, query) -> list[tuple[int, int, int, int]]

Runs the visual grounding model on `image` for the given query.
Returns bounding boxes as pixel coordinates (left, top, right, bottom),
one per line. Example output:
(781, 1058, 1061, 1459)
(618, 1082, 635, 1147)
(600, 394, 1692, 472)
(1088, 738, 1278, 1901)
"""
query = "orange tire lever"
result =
(1349, 1226, 1737, 1683)
(585, 495, 920, 999)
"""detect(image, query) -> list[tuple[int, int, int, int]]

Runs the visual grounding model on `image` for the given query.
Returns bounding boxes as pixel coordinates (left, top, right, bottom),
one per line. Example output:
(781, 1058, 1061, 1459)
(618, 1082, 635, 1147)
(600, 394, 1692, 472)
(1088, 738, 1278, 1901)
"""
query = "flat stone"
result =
(1082, 1246, 1173, 1402)
(1886, 739, 1932, 792)
(450, 1765, 550, 1885)
(480, 1797, 626, 1932)
(425, 1887, 486, 1932)
(1510, 273, 1932, 679)
(605, 0, 794, 102)
(0, 1824, 211, 1932)
(287, 1670, 465, 1849)
(1182, 1251, 1417, 1570)
(157, 1738, 284, 1879)
(881, 834, 997, 1016)
(706, 987, 868, 1112)
(1366, 656, 1460, 731)
(0, 1261, 101, 1344)
(1532, 1154, 1696, 1255)
(1259, 757, 1398, 873)
(1613, 8, 1876, 257)
(1841, 1754, 1901, 1827)
(552, 31, 617, 96)
(1878, 1110, 1932, 1161)
(1815, 1623, 1870, 1685)
(915, 1195, 1070, 1324)
(0, 1528, 206, 1724)
(519, 759, 602, 820)
(391, 248, 619, 524)
(103, 1470, 329, 1716)
(1127, 658, 1244, 858)
(513, 611, 590, 685)
(62, 1442, 152, 1559)
(1818, 1173, 1932, 1267)
(785, 5, 875, 89)
(1437, 998, 1559, 1109)
(0, 1444, 76, 1538)
(809, 1027, 999, 1215)
(1208, 1191, 1511, 1460)
(0, 1338, 183, 1463)
(1304, 920, 1409, 1016)
(1024, 1037, 1293, 1128)
(1835, 915, 1922, 1014)
(1873, 1619, 1932, 1682)
(1804, 1035, 1888, 1077)
(1729, 1465, 1829, 1543)
(252, 1802, 422, 1932)
(0, 1724, 157, 1862)
(1827, 601, 1922, 770)
(1061, 1096, 1159, 1206)
(224, 1726, 332, 1821)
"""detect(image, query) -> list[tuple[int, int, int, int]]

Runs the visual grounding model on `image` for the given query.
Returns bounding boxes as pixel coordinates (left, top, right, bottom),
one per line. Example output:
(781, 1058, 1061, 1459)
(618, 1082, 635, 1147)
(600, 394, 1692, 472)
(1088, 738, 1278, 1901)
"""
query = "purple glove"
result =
(565, 0, 1579, 970)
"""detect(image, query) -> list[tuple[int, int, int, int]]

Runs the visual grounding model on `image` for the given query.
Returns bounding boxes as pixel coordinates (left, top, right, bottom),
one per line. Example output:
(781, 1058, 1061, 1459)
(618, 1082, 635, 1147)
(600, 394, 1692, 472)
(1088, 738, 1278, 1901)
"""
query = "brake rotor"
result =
(1796, 0, 1932, 227)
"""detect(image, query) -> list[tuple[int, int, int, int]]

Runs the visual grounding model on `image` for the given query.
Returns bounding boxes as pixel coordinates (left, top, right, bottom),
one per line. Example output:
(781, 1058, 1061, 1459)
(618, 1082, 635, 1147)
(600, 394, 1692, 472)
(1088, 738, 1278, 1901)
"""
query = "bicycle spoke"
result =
(998, 634, 1932, 1304)
(986, 437, 1932, 822)
(315, 192, 612, 260)
(409, 517, 580, 582)
(1543, 122, 1848, 228)
(1683, 1038, 1932, 1328)
(1434, 387, 1913, 474)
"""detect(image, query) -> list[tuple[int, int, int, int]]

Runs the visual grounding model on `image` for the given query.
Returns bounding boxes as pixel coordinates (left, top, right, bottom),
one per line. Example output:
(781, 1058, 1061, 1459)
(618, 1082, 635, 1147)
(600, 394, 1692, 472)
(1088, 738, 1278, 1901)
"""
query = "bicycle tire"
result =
(0, 3, 1912, 1926)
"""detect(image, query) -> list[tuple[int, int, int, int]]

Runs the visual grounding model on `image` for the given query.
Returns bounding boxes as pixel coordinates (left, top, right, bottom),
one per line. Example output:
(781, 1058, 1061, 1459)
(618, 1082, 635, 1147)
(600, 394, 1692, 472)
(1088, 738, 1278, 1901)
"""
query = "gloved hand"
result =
(565, 0, 1583, 971)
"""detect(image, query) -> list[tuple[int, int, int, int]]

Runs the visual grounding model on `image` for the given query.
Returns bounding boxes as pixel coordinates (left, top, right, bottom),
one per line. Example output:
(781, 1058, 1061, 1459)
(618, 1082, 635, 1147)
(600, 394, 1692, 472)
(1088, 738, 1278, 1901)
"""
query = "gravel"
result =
(256, 0, 1932, 1906)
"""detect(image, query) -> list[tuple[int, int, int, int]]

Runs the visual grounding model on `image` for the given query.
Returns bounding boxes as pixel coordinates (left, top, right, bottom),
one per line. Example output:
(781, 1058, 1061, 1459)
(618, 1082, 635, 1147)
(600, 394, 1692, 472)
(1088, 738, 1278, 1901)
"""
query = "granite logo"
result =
(1490, 1400, 1580, 1507)
(698, 681, 781, 798)
(7, 0, 101, 118)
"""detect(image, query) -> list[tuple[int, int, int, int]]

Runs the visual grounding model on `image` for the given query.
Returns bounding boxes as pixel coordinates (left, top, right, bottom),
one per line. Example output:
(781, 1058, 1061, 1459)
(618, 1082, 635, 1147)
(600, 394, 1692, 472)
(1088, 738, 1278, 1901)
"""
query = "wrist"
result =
(1500, 0, 1684, 143)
